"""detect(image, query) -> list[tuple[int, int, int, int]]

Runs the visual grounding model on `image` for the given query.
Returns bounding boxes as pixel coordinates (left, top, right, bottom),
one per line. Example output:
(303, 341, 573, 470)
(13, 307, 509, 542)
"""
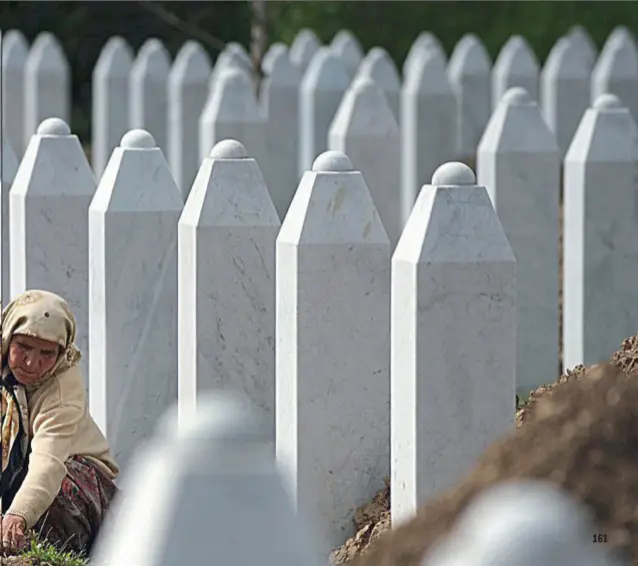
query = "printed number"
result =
(593, 534, 608, 543)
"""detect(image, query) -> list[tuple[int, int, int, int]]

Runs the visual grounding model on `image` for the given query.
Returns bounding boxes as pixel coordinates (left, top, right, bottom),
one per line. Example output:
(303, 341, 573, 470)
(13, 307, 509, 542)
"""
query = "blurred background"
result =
(2, 0, 638, 145)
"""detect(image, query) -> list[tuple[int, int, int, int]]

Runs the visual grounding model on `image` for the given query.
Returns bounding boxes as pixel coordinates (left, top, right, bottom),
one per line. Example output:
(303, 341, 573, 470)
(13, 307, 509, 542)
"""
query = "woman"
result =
(1, 289, 119, 555)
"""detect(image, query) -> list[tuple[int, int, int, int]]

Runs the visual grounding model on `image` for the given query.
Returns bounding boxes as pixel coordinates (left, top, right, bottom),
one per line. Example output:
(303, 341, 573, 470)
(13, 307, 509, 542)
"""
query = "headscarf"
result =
(1, 290, 81, 499)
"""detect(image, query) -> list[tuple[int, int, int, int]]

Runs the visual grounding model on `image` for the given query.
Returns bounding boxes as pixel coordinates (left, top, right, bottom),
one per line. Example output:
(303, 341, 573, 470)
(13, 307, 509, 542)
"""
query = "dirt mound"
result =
(332, 334, 638, 566)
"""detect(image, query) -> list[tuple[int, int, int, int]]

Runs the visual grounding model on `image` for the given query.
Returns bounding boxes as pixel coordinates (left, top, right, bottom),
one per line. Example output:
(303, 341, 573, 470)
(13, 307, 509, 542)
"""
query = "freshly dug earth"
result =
(331, 334, 638, 566)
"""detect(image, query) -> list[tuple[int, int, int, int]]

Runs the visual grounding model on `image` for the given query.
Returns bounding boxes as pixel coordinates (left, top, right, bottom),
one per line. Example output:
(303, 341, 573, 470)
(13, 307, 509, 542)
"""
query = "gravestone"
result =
(403, 32, 447, 77)
(290, 28, 321, 73)
(0, 130, 18, 306)
(276, 150, 390, 549)
(330, 29, 363, 79)
(2, 30, 28, 156)
(168, 40, 212, 198)
(478, 87, 560, 396)
(563, 94, 638, 369)
(88, 129, 183, 469)
(568, 25, 597, 70)
(10, 118, 96, 386)
(354, 47, 401, 120)
(177, 139, 280, 439)
(92, 36, 134, 178)
(492, 35, 539, 108)
(262, 42, 288, 75)
(391, 161, 516, 525)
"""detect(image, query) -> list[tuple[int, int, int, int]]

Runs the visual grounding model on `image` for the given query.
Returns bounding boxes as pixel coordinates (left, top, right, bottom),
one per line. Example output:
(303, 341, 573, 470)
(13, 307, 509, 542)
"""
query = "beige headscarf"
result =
(1, 290, 81, 490)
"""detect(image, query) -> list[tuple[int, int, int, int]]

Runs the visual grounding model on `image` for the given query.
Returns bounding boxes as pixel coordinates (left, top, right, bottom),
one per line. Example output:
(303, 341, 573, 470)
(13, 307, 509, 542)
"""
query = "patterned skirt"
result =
(32, 455, 119, 556)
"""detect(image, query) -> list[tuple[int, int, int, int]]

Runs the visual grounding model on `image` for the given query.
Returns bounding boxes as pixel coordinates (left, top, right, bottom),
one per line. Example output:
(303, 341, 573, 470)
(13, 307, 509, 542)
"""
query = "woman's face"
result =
(8, 334, 60, 385)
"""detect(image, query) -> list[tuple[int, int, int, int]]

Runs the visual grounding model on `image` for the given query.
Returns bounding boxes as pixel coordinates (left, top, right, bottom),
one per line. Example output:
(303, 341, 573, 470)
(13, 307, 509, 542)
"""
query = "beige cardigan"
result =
(5, 366, 119, 529)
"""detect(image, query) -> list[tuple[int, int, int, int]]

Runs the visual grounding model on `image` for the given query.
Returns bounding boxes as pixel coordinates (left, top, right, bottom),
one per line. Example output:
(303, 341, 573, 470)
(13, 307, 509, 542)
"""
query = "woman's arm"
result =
(6, 402, 83, 529)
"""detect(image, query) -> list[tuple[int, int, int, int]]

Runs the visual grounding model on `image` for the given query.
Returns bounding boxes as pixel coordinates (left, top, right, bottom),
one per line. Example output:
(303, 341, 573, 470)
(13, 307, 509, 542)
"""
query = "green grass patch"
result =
(2, 532, 89, 566)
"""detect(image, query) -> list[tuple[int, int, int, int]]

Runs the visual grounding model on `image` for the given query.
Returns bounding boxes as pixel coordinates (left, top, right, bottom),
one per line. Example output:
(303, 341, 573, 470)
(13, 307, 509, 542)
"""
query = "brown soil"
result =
(331, 334, 638, 566)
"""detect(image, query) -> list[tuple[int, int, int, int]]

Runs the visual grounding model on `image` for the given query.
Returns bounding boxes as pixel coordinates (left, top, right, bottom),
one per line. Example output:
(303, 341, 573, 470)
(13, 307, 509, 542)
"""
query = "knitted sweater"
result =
(5, 366, 119, 529)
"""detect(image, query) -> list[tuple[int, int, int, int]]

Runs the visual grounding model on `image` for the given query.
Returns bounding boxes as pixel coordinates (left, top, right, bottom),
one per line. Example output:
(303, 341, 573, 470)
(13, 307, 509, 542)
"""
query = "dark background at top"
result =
(1, 1, 637, 144)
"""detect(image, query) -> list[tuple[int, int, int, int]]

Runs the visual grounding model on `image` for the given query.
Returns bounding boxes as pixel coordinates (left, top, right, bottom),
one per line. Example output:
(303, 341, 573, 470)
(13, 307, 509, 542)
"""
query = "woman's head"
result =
(1, 290, 81, 387)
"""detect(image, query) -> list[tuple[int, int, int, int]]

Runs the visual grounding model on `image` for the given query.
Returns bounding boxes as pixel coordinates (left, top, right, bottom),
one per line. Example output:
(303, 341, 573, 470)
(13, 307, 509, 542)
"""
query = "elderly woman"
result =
(1, 290, 119, 555)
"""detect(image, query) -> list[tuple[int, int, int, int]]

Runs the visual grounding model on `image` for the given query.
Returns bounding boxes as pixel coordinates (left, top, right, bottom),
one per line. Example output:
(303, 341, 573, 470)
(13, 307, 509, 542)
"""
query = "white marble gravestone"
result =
(199, 67, 266, 168)
(10, 118, 96, 385)
(276, 150, 390, 549)
(92, 36, 134, 178)
(0, 131, 19, 307)
(2, 30, 29, 156)
(447, 33, 492, 161)
(24, 33, 71, 145)
(391, 162, 516, 525)
(478, 87, 560, 396)
(330, 29, 363, 79)
(262, 42, 288, 75)
(540, 36, 591, 158)
(401, 51, 457, 226)
(329, 76, 402, 247)
(492, 35, 539, 108)
(563, 94, 638, 369)
(168, 41, 212, 198)
(403, 31, 447, 77)
(91, 392, 325, 566)
(568, 25, 598, 70)
(354, 47, 401, 120)
(178, 139, 280, 439)
(290, 28, 321, 74)
(298, 48, 350, 176)
(89, 129, 183, 470)
(129, 39, 171, 155)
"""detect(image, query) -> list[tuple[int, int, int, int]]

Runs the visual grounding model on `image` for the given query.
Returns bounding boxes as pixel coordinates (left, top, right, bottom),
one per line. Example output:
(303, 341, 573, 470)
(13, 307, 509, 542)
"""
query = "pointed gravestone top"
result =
(290, 28, 320, 72)
(330, 29, 363, 70)
(262, 42, 288, 75)
(594, 30, 638, 79)
(330, 76, 398, 137)
(605, 25, 637, 52)
(170, 40, 211, 84)
(301, 47, 350, 92)
(262, 47, 300, 86)
(543, 36, 590, 79)
(94, 36, 133, 78)
(205, 68, 261, 123)
(403, 31, 447, 77)
(448, 33, 491, 78)
(355, 47, 401, 92)
(2, 29, 28, 67)
(404, 51, 454, 95)
(132, 38, 170, 77)
(494, 35, 539, 76)
(568, 25, 597, 69)
(480, 87, 558, 154)
(27, 31, 68, 72)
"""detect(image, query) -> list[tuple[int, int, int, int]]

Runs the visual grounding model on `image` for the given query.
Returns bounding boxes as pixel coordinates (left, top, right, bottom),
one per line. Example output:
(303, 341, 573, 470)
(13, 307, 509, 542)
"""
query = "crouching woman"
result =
(1, 290, 119, 555)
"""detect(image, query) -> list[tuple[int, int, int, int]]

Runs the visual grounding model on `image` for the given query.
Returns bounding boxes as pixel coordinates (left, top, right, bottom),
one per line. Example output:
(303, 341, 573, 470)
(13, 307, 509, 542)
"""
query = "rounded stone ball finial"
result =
(593, 93, 623, 110)
(37, 117, 71, 136)
(210, 139, 248, 159)
(501, 86, 533, 106)
(121, 129, 156, 149)
(312, 150, 354, 172)
(432, 162, 476, 186)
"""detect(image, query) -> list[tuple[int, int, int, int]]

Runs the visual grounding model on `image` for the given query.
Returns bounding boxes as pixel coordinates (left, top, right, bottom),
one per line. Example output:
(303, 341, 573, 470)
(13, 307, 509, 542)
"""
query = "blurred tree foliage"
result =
(2, 1, 638, 143)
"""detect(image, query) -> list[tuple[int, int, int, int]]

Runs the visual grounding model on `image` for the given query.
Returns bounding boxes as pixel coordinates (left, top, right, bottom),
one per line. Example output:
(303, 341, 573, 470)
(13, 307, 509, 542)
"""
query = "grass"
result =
(2, 532, 89, 566)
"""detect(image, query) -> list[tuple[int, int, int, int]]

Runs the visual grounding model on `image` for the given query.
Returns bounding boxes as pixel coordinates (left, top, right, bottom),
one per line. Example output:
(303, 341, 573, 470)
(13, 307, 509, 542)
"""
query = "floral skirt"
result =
(32, 455, 118, 556)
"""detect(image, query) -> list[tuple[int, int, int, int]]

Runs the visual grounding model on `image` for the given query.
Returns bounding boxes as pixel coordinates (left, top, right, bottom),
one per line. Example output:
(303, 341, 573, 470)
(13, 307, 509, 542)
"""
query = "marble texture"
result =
(10, 118, 97, 388)
(24, 33, 71, 145)
(276, 150, 390, 550)
(403, 32, 447, 77)
(329, 77, 402, 248)
(129, 39, 171, 156)
(260, 49, 302, 219)
(2, 30, 28, 156)
(447, 33, 492, 160)
(199, 68, 267, 169)
(168, 41, 212, 198)
(88, 129, 184, 470)
(1, 133, 19, 307)
(177, 140, 280, 441)
(290, 29, 321, 74)
(591, 31, 638, 124)
(478, 87, 560, 396)
(563, 94, 638, 369)
(422, 482, 613, 566)
(492, 35, 540, 108)
(391, 162, 516, 526)
(354, 47, 401, 120)
(91, 392, 325, 566)
(298, 48, 350, 176)
(401, 51, 457, 227)
(329, 30, 363, 80)
(92, 37, 133, 178)
(540, 36, 591, 158)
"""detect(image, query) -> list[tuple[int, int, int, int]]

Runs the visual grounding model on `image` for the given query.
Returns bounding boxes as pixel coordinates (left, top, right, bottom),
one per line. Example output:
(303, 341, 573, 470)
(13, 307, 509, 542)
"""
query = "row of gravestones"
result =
(3, 24, 637, 212)
(89, 391, 616, 566)
(2, 78, 638, 548)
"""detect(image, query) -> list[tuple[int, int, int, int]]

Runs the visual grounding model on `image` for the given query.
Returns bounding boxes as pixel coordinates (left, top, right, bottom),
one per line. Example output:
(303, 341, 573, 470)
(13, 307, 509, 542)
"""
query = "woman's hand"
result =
(1, 514, 27, 552)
